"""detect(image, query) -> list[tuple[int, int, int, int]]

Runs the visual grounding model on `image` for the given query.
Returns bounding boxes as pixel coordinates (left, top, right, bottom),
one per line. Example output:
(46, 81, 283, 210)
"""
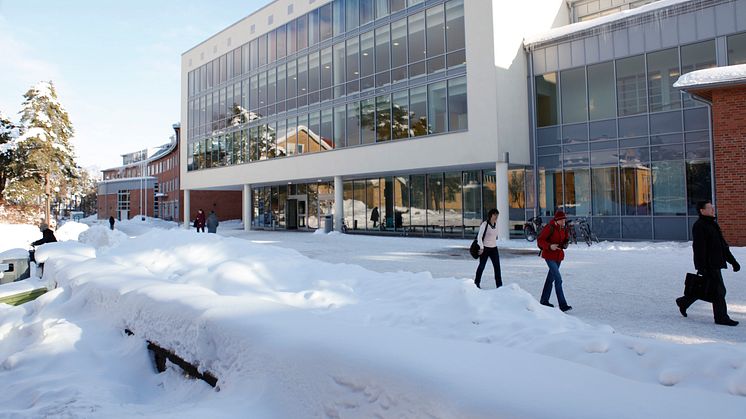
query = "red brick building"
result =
(676, 65, 746, 246)
(98, 124, 242, 223)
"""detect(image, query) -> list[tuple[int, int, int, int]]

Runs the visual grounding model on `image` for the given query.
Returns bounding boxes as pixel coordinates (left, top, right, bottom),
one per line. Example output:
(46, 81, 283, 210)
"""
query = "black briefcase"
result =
(684, 272, 713, 303)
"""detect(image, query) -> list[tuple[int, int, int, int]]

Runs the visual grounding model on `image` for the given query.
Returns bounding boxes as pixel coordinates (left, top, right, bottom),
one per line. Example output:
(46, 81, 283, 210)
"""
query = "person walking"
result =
(195, 209, 206, 233)
(474, 209, 502, 289)
(676, 200, 741, 326)
(109, 215, 115, 230)
(370, 207, 380, 229)
(206, 210, 219, 234)
(537, 210, 572, 312)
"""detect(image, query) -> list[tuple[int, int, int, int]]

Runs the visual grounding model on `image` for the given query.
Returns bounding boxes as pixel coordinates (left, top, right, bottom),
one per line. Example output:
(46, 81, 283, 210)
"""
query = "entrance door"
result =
(286, 199, 298, 229)
(119, 210, 129, 221)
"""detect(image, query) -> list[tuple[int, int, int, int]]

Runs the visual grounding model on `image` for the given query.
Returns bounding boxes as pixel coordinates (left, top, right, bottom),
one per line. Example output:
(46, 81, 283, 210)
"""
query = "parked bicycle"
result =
(566, 217, 599, 246)
(523, 216, 544, 242)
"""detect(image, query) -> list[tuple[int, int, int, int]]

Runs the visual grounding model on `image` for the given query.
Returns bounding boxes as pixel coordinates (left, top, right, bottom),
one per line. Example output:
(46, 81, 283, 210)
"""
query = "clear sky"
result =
(0, 0, 265, 172)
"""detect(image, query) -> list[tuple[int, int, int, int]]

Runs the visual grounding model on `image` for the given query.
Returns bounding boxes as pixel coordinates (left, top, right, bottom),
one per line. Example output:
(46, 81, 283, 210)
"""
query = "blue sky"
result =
(0, 0, 264, 171)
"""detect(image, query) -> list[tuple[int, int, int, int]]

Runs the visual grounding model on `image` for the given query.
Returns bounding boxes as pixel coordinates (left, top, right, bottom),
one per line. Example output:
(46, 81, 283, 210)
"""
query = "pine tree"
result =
(0, 111, 19, 202)
(7, 81, 77, 223)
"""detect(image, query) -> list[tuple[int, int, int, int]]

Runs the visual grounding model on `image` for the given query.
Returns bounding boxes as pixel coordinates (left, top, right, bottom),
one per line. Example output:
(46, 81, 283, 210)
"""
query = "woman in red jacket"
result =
(537, 210, 572, 312)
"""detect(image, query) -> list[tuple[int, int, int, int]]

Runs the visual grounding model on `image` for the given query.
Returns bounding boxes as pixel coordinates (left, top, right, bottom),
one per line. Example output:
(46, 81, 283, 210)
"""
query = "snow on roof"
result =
(674, 64, 746, 89)
(524, 0, 693, 48)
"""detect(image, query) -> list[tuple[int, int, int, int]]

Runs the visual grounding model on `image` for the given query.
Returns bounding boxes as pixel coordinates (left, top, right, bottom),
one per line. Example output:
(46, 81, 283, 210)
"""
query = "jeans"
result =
(541, 260, 568, 308)
(475, 247, 502, 288)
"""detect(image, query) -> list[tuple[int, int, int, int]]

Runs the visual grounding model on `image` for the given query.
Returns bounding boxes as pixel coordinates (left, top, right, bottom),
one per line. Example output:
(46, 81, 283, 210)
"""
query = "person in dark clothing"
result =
(370, 207, 380, 228)
(109, 216, 115, 230)
(676, 200, 741, 326)
(474, 209, 502, 289)
(537, 210, 572, 312)
(31, 222, 58, 247)
(206, 210, 219, 233)
(29, 222, 57, 263)
(195, 209, 206, 233)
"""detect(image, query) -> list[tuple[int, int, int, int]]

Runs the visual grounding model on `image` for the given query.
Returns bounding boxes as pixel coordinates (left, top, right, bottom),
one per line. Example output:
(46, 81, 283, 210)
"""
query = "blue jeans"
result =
(541, 260, 568, 308)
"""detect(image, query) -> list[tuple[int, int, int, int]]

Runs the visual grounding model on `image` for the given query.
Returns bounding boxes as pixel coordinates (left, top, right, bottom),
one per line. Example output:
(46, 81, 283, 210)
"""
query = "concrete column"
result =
(496, 161, 510, 241)
(243, 184, 252, 231)
(183, 189, 190, 229)
(334, 176, 344, 232)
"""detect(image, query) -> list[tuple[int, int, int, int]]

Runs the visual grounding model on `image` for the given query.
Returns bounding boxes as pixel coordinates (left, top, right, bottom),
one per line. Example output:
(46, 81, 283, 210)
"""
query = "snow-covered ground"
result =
(1, 219, 745, 418)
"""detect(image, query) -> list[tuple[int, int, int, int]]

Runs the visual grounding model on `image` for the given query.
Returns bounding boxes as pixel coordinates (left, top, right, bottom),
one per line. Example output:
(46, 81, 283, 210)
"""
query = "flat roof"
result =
(674, 64, 746, 89)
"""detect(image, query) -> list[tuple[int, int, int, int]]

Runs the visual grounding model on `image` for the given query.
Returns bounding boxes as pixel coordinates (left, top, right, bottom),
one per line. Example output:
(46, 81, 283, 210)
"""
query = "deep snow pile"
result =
(1, 223, 746, 417)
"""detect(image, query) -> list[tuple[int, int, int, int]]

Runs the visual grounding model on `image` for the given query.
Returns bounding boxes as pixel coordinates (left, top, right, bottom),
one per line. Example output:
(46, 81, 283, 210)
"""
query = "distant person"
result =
(537, 210, 572, 312)
(370, 206, 380, 228)
(206, 210, 219, 233)
(109, 215, 115, 230)
(676, 200, 741, 326)
(474, 209, 502, 289)
(30, 222, 57, 263)
(195, 209, 206, 233)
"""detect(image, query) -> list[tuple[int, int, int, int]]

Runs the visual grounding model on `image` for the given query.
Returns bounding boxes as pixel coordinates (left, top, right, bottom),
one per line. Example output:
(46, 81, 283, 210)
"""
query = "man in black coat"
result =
(676, 200, 741, 326)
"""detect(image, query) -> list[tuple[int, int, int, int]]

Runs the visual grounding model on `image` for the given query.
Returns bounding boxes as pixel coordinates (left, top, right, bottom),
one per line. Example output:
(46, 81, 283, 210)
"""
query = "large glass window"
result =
(309, 51, 320, 94)
(361, 98, 376, 144)
(616, 55, 647, 116)
(360, 0, 375, 25)
(591, 167, 619, 215)
(334, 105, 346, 148)
(376, 94, 392, 142)
(320, 3, 333, 41)
(347, 101, 361, 146)
(276, 25, 287, 59)
(535, 73, 558, 127)
(333, 0, 345, 36)
(392, 90, 409, 139)
(287, 20, 297, 54)
(347, 36, 360, 81)
(258, 34, 268, 67)
(561, 67, 587, 123)
(647, 48, 680, 112)
(681, 40, 716, 108)
(563, 169, 591, 216)
(375, 25, 391, 73)
(361, 30, 375, 80)
(297, 14, 309, 50)
(652, 161, 686, 215)
(410, 85, 427, 137)
(727, 32, 746, 65)
(588, 61, 615, 120)
(428, 81, 447, 134)
(463, 171, 481, 227)
(309, 9, 320, 46)
(409, 12, 426, 64)
(427, 173, 444, 229)
(321, 108, 333, 150)
(444, 171, 462, 231)
(333, 42, 346, 87)
(347, 0, 360, 31)
(297, 56, 308, 95)
(268, 30, 277, 64)
(410, 174, 426, 229)
(686, 160, 712, 215)
(287, 59, 297, 102)
(448, 76, 467, 131)
(445, 0, 465, 53)
(321, 47, 333, 90)
(426, 5, 446, 58)
(391, 19, 408, 70)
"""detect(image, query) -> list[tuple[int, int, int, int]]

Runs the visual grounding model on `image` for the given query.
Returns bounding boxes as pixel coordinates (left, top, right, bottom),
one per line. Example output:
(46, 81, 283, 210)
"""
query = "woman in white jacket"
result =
(474, 209, 502, 289)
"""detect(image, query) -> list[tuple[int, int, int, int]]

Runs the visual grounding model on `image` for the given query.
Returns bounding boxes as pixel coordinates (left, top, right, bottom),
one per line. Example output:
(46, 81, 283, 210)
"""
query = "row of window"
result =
(187, 0, 465, 140)
(187, 76, 467, 171)
(187, 0, 459, 98)
(538, 159, 711, 219)
(251, 169, 502, 235)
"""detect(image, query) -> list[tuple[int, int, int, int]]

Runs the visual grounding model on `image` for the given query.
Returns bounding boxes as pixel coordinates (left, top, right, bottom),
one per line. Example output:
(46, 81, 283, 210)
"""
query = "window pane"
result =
(426, 5, 445, 57)
(287, 20, 297, 54)
(321, 47, 333, 89)
(321, 108, 333, 150)
(297, 15, 308, 50)
(309, 9, 320, 46)
(391, 0, 406, 12)
(561, 67, 587, 123)
(267, 69, 276, 105)
(334, 105, 346, 148)
(410, 85, 427, 136)
(333, 42, 346, 86)
(448, 76, 467, 131)
(727, 32, 746, 65)
(375, 0, 389, 18)
(276, 26, 287, 59)
(445, 0, 465, 53)
(347, 101, 361, 146)
(360, 0, 374, 25)
(347, 36, 360, 80)
(591, 167, 619, 215)
(268, 30, 277, 64)
(297, 56, 308, 94)
(409, 12, 426, 63)
(535, 72, 558, 127)
(647, 48, 680, 112)
(428, 81, 447, 134)
(320, 4, 333, 41)
(652, 160, 686, 215)
(616, 55, 647, 116)
(258, 35, 268, 67)
(361, 98, 375, 144)
(375, 25, 390, 72)
(286, 117, 297, 155)
(333, 0, 346, 36)
(347, 0, 360, 31)
(392, 90, 409, 139)
(588, 61, 615, 120)
(391, 19, 408, 69)
(563, 168, 591, 216)
(376, 94, 392, 141)
(686, 160, 712, 215)
(309, 51, 320, 93)
(427, 173, 444, 228)
(681, 40, 716, 108)
(361, 30, 375, 77)
(463, 171, 482, 227)
(308, 111, 321, 153)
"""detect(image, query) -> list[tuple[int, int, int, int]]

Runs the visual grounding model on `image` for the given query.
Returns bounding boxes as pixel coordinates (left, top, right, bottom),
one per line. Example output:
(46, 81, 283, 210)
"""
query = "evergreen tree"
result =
(0, 111, 19, 202)
(6, 81, 77, 222)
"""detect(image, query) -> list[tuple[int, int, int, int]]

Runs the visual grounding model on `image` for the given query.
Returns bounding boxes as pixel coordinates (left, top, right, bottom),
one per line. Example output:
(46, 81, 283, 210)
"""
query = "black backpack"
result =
(469, 222, 489, 259)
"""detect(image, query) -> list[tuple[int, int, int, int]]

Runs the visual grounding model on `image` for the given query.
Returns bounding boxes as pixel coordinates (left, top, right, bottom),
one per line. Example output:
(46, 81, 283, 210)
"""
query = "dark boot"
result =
(675, 297, 688, 317)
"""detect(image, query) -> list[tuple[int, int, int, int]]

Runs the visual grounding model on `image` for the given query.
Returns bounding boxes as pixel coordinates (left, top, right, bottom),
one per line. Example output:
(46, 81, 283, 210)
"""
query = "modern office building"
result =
(180, 0, 746, 241)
